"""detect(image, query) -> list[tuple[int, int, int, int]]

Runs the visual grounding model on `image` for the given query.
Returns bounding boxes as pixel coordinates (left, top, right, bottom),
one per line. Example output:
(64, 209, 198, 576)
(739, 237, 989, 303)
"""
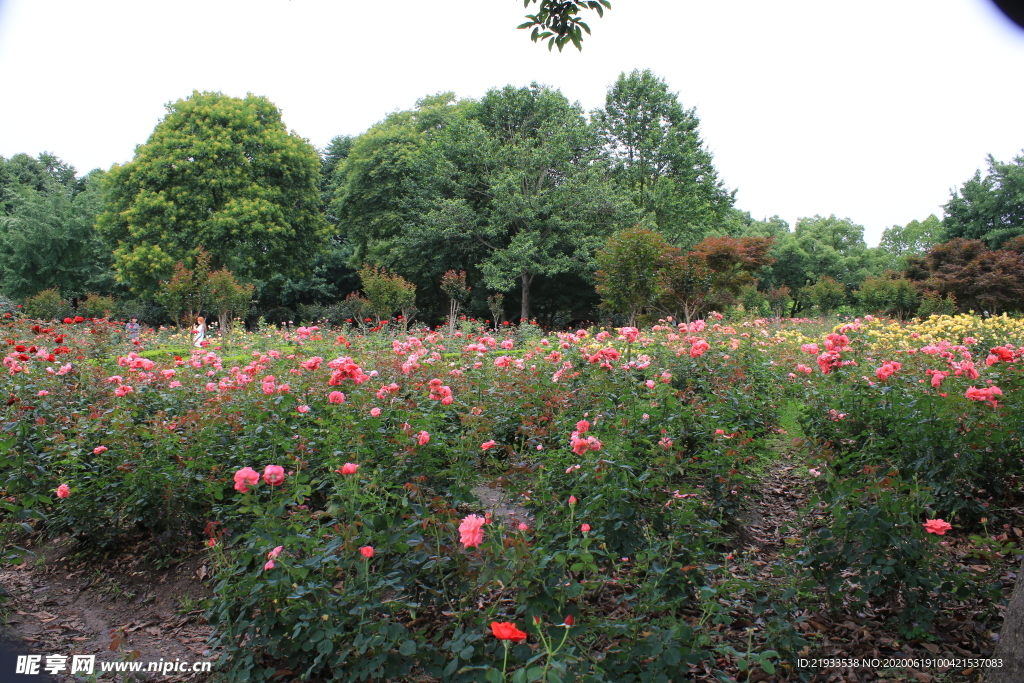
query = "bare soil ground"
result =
(0, 536, 218, 682)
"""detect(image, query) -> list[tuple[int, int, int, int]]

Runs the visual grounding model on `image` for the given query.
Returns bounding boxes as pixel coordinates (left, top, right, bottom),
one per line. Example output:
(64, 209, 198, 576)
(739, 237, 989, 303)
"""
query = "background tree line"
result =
(1, 72, 1022, 327)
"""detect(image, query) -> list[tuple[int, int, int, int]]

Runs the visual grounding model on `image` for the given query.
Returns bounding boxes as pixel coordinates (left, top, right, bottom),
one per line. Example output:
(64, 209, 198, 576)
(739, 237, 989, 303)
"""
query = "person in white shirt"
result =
(193, 316, 207, 347)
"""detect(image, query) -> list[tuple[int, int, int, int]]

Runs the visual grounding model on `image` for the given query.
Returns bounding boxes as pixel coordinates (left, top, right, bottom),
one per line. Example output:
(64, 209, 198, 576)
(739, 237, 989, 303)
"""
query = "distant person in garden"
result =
(125, 317, 140, 341)
(193, 316, 206, 347)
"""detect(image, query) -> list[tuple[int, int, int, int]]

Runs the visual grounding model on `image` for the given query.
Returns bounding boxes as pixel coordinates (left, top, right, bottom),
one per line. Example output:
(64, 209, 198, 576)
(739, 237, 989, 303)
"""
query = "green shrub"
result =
(796, 469, 972, 638)
(78, 293, 117, 319)
(855, 274, 920, 319)
(802, 276, 847, 316)
(23, 288, 70, 320)
(917, 290, 957, 318)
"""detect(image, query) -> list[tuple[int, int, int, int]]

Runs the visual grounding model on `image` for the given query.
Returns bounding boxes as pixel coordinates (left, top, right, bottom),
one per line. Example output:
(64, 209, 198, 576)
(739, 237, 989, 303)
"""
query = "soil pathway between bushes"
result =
(731, 439, 1004, 683)
(0, 538, 217, 682)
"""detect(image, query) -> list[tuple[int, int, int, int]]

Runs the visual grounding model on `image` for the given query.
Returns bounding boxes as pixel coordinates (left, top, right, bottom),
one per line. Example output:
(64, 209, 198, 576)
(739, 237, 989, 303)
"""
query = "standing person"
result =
(193, 316, 207, 348)
(125, 317, 141, 342)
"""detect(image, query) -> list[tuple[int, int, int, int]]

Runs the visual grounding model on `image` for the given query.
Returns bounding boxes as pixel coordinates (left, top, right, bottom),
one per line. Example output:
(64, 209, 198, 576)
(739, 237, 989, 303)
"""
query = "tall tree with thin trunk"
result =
(472, 83, 634, 321)
(594, 69, 734, 248)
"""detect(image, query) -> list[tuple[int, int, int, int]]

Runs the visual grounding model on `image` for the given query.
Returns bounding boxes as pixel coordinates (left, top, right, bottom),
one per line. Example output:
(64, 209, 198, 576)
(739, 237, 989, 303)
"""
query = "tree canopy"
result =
(0, 158, 113, 300)
(98, 91, 328, 296)
(594, 69, 734, 248)
(943, 151, 1024, 249)
(9, 81, 1021, 325)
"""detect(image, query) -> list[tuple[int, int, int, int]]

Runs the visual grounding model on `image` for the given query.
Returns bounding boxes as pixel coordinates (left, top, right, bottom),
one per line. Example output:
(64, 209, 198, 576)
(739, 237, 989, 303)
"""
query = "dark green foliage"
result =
(594, 69, 734, 248)
(518, 0, 612, 51)
(943, 151, 1024, 249)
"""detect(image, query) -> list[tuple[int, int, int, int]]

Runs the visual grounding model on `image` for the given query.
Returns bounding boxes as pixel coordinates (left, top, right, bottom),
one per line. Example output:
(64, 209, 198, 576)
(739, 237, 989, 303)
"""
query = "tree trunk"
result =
(988, 560, 1024, 682)
(520, 273, 533, 323)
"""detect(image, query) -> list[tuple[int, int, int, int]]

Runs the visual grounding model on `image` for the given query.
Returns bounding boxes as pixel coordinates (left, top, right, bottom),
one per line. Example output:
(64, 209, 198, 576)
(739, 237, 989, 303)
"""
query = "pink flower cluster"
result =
(925, 368, 949, 388)
(375, 382, 400, 400)
(328, 356, 370, 385)
(987, 345, 1018, 365)
(923, 519, 952, 535)
(569, 422, 602, 455)
(428, 378, 454, 404)
(585, 347, 621, 365)
(965, 385, 1003, 408)
(264, 545, 283, 571)
(233, 465, 286, 493)
(874, 360, 902, 381)
(618, 327, 639, 343)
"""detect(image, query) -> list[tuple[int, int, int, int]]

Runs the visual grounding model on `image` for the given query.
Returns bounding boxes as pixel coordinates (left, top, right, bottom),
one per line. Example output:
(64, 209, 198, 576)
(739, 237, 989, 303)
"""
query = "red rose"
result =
(490, 622, 527, 643)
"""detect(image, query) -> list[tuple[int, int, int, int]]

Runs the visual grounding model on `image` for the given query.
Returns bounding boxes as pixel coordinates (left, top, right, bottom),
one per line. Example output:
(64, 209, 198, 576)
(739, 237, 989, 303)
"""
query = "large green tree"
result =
(334, 86, 636, 323)
(470, 83, 634, 321)
(98, 91, 328, 295)
(594, 69, 734, 248)
(943, 152, 1024, 249)
(331, 94, 484, 321)
(762, 215, 885, 313)
(594, 224, 672, 326)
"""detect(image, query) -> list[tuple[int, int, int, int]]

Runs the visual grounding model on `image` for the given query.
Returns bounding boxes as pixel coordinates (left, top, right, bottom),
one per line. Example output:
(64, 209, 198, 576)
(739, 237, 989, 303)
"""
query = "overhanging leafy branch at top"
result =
(518, 0, 611, 51)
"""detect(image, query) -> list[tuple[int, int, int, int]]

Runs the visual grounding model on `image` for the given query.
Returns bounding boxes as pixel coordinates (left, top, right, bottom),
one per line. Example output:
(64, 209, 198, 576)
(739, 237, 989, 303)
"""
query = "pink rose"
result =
(416, 431, 430, 446)
(580, 523, 591, 533)
(263, 465, 285, 486)
(568, 495, 577, 506)
(233, 467, 260, 493)
(297, 404, 310, 414)
(56, 484, 70, 499)
(370, 407, 382, 417)
(264, 560, 275, 571)
(459, 514, 486, 549)
(93, 446, 108, 455)
(328, 391, 345, 404)
(268, 545, 283, 560)
(923, 519, 953, 535)
(359, 546, 374, 558)
(339, 463, 358, 475)
(481, 440, 497, 451)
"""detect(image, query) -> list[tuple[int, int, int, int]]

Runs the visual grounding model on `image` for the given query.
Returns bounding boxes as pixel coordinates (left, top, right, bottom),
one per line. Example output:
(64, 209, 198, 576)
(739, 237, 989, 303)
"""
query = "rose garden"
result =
(1, 310, 1021, 683)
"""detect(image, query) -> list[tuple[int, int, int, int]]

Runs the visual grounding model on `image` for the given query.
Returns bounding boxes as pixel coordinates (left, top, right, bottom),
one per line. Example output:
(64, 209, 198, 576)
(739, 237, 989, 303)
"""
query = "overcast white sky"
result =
(1, 0, 1022, 245)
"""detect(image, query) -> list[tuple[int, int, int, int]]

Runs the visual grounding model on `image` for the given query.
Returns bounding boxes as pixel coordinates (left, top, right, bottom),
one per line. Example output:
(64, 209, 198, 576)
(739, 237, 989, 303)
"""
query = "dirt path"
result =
(725, 439, 998, 683)
(0, 537, 218, 682)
